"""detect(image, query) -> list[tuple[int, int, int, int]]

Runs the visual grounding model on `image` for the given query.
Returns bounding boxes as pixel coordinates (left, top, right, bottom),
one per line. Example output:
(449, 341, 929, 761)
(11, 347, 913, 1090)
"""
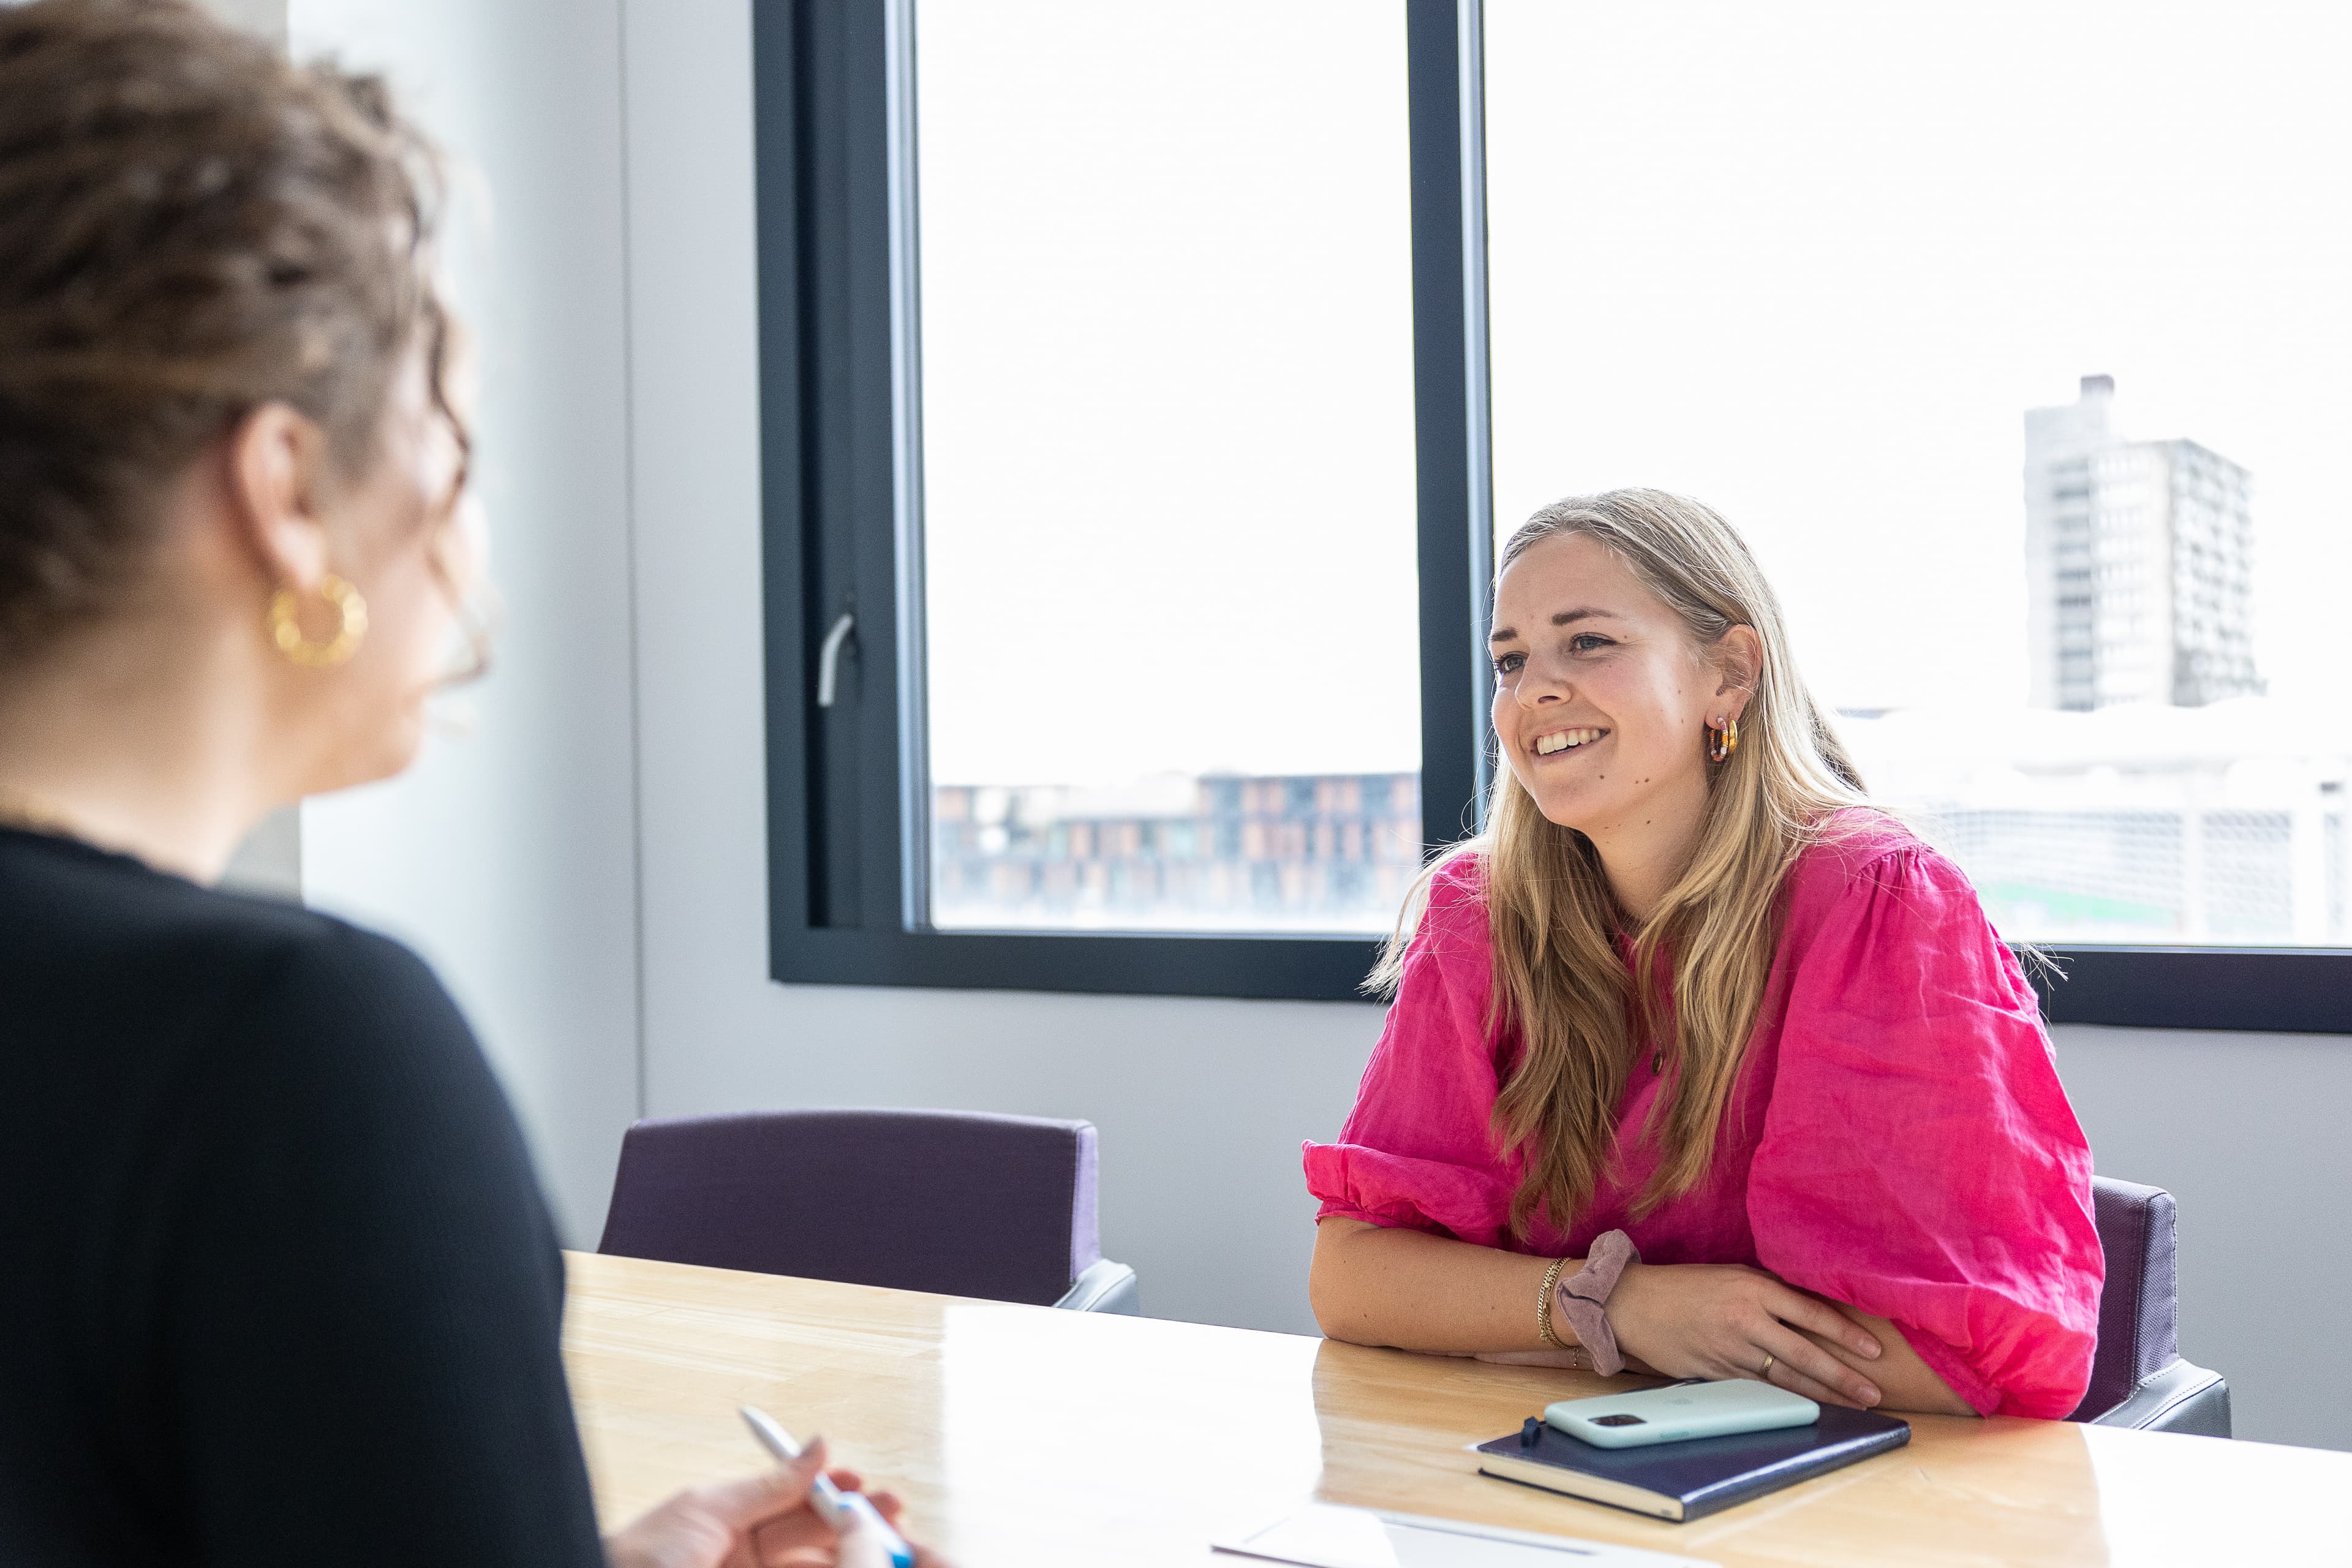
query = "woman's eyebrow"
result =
(1489, 606, 1618, 644)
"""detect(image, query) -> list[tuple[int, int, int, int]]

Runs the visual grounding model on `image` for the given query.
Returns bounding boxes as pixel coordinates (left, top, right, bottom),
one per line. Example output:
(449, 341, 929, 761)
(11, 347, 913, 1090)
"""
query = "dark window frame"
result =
(754, 0, 2352, 1032)
(755, 0, 1490, 1000)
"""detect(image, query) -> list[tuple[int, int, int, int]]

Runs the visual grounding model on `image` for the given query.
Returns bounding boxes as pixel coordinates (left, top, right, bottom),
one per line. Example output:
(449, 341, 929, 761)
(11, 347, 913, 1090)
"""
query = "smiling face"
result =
(1489, 532, 1747, 853)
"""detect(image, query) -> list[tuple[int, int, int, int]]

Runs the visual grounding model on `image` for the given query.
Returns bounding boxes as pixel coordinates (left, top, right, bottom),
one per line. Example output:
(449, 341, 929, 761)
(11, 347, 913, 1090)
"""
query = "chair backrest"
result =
(597, 1108, 1102, 1308)
(2068, 1175, 2182, 1422)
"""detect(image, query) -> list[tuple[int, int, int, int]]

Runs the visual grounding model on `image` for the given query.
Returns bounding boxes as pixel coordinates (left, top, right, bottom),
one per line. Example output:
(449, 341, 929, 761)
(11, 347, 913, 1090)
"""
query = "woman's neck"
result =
(0, 630, 275, 883)
(1585, 769, 1713, 927)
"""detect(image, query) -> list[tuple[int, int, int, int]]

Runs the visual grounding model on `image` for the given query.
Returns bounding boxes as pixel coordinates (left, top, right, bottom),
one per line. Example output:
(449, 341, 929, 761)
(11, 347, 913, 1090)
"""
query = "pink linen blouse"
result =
(1303, 813, 2103, 1419)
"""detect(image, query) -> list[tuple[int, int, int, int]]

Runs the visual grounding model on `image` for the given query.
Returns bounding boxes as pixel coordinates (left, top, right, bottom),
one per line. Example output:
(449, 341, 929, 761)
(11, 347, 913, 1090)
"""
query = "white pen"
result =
(739, 1404, 916, 1568)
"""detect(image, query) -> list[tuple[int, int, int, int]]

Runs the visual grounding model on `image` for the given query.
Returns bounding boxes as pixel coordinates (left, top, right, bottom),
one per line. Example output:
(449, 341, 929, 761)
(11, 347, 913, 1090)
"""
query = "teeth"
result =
(1534, 728, 1603, 756)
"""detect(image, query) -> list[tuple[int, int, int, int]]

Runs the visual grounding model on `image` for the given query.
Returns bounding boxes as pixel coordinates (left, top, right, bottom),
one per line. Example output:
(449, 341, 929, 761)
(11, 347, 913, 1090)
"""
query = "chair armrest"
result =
(1054, 1258, 1140, 1314)
(2086, 1359, 2231, 1436)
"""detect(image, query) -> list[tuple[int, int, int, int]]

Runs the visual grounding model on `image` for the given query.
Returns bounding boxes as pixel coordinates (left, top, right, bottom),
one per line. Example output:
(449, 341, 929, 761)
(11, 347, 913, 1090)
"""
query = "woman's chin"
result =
(305, 715, 428, 799)
(1529, 785, 1608, 834)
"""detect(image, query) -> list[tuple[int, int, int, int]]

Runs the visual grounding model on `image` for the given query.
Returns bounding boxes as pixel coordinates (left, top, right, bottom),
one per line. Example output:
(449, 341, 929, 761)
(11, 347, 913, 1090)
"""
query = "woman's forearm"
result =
(1309, 1217, 1581, 1352)
(1795, 1308, 1977, 1417)
(1311, 1219, 1978, 1417)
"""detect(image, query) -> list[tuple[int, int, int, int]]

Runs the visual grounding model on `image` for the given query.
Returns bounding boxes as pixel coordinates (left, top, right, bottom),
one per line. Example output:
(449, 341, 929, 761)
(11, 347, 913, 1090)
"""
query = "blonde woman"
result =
(1305, 490, 2101, 1419)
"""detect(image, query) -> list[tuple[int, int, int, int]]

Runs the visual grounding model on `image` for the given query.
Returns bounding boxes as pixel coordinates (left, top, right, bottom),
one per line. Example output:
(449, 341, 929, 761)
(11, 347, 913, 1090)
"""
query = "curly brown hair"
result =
(0, 0, 465, 669)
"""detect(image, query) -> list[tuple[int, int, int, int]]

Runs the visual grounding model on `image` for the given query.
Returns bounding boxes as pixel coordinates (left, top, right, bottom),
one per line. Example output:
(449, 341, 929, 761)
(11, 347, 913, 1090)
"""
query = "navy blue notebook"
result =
(1473, 1403, 1910, 1522)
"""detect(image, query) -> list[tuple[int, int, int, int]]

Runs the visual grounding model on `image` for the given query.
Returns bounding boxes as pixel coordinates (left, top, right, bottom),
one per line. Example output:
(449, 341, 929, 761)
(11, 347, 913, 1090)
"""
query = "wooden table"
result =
(565, 1252, 2349, 1566)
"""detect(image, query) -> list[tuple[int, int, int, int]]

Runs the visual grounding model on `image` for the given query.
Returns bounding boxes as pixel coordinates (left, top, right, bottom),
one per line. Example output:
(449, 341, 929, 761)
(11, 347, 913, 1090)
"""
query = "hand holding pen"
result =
(740, 1406, 935, 1568)
(603, 1410, 942, 1568)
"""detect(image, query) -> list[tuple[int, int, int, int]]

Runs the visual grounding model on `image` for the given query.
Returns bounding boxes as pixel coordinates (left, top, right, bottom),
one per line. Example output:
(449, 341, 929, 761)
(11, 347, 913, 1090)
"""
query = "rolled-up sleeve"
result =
(1749, 845, 2103, 1418)
(1303, 859, 1521, 1251)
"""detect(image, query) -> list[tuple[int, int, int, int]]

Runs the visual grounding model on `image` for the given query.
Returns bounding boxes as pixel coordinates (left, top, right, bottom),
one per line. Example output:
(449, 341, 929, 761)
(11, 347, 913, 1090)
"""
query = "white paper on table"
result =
(1210, 1504, 1719, 1568)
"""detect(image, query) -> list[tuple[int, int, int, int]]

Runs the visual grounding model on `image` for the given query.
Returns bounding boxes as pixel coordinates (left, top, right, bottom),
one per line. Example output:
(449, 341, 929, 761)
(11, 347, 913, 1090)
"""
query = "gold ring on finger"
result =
(1759, 1352, 1774, 1377)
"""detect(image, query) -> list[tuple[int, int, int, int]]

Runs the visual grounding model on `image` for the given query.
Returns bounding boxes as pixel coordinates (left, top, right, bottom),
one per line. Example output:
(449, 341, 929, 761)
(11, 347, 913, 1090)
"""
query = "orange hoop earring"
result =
(1708, 715, 1740, 764)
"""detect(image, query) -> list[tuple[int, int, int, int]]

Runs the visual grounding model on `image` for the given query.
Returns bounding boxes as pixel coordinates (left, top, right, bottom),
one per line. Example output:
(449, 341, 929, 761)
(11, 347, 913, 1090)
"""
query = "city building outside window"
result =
(1487, 0, 2352, 949)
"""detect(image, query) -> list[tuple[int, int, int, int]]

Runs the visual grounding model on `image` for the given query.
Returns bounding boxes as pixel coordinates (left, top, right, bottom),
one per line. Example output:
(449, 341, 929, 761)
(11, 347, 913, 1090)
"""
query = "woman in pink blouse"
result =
(1305, 489, 2102, 1419)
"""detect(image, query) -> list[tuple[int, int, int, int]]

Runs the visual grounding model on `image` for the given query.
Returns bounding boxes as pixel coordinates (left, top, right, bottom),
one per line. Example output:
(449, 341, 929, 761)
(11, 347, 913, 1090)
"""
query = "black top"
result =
(0, 826, 603, 1566)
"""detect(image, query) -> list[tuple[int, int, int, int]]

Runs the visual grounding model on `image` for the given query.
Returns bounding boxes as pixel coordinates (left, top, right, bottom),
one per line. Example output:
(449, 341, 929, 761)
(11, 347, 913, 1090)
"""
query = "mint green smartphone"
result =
(1545, 1379, 1820, 1449)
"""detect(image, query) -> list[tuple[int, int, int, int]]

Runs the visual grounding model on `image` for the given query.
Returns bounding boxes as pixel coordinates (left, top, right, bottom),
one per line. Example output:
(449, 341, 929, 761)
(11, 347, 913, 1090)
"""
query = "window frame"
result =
(754, 0, 2352, 1030)
(756, 0, 1491, 1000)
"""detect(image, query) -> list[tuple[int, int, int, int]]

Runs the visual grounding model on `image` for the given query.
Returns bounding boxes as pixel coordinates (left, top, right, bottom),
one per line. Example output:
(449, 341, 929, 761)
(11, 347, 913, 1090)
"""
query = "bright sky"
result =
(916, 1, 1419, 786)
(917, 1, 2352, 786)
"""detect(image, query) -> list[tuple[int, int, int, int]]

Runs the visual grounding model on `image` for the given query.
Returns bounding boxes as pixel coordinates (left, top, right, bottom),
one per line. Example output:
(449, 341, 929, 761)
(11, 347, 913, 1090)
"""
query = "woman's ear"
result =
(223, 401, 334, 591)
(1714, 624, 1764, 719)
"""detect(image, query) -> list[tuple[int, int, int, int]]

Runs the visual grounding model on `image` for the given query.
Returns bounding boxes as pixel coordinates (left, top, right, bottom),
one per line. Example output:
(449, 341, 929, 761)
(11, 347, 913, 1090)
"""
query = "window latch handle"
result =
(815, 612, 856, 708)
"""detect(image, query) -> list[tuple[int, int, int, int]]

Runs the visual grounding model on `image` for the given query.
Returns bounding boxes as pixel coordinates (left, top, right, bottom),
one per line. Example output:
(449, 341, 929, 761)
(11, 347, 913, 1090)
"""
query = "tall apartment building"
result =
(2023, 375, 2260, 710)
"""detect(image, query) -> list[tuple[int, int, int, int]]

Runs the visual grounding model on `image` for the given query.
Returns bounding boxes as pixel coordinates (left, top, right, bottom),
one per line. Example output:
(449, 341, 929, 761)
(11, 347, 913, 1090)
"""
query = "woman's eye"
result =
(1491, 651, 1525, 676)
(1568, 633, 1613, 653)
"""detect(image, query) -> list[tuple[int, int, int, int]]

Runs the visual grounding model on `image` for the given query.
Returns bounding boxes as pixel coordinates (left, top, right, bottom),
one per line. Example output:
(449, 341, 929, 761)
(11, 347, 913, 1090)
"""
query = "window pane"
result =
(1485, 1, 2352, 946)
(915, 1, 1421, 933)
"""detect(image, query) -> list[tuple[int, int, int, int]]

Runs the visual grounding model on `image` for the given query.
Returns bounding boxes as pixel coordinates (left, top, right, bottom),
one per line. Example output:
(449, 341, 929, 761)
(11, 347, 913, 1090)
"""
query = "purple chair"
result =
(2067, 1176, 2228, 1434)
(596, 1109, 1139, 1313)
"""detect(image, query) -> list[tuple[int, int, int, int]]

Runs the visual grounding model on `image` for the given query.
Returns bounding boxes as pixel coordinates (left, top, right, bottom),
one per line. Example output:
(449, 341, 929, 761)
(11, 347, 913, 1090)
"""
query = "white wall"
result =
(288, 0, 642, 1245)
(220, 805, 301, 900)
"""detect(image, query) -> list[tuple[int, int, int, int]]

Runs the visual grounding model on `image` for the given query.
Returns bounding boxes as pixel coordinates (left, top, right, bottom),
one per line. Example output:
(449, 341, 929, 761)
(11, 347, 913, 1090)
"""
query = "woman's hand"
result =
(605, 1436, 947, 1568)
(1606, 1261, 1885, 1408)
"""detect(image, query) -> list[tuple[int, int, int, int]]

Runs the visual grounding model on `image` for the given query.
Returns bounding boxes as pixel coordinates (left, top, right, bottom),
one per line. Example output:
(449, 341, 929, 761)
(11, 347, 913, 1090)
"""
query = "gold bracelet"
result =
(1536, 1255, 1572, 1349)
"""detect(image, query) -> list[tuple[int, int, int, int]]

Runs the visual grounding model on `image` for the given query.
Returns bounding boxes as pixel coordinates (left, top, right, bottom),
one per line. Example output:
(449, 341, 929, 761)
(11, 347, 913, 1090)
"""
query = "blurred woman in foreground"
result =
(0, 2, 935, 1562)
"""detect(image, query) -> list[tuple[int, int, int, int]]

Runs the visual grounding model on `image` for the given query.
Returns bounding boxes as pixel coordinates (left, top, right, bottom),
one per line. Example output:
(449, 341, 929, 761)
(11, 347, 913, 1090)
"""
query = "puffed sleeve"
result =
(1302, 857, 1521, 1249)
(1748, 842, 2103, 1418)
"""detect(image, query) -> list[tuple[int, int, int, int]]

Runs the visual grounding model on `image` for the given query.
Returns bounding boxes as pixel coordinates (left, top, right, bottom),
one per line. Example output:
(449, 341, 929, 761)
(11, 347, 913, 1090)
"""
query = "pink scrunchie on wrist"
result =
(1554, 1229, 1642, 1376)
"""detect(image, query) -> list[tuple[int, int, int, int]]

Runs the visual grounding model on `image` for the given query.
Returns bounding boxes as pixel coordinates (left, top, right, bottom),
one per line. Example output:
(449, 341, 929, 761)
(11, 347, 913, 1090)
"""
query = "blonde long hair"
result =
(1373, 489, 1871, 1240)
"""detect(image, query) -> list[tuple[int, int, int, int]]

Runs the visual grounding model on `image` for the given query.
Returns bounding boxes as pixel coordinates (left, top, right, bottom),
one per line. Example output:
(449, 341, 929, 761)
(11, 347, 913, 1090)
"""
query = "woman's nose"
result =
(1515, 662, 1569, 706)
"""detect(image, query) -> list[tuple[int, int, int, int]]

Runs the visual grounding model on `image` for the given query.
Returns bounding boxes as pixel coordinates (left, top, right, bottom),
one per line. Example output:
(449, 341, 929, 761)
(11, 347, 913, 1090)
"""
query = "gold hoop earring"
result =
(1708, 715, 1740, 764)
(266, 575, 368, 669)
